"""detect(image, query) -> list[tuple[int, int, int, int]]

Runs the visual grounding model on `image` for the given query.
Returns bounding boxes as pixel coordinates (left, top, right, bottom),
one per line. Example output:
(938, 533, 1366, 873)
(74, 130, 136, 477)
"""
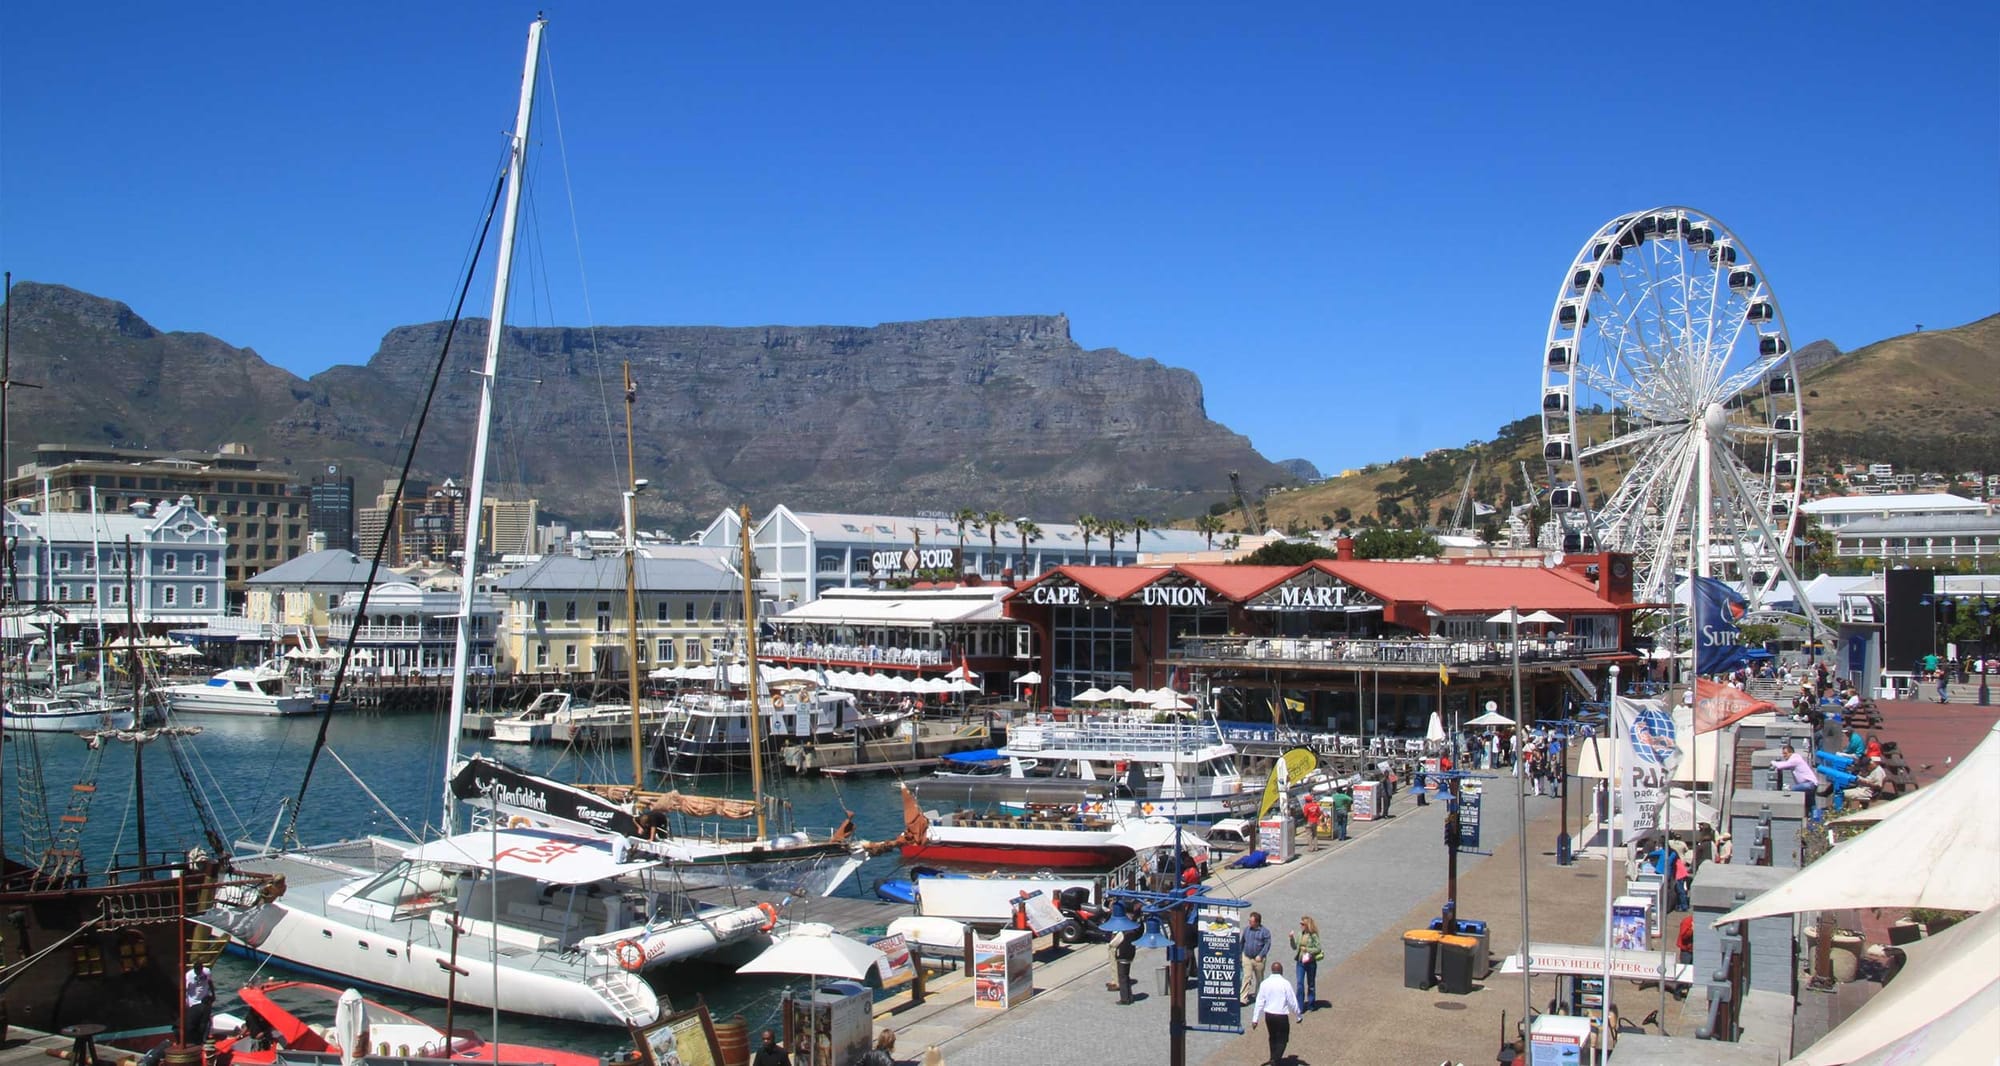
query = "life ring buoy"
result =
(756, 902, 779, 932)
(612, 938, 647, 972)
(507, 814, 535, 829)
(1141, 803, 1155, 816)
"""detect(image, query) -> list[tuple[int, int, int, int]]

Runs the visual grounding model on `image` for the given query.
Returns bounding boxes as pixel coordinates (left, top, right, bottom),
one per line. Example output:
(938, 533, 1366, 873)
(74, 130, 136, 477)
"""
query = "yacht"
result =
(201, 826, 772, 1027)
(1, 693, 134, 733)
(490, 690, 685, 745)
(652, 685, 910, 775)
(980, 711, 1253, 821)
(165, 662, 316, 716)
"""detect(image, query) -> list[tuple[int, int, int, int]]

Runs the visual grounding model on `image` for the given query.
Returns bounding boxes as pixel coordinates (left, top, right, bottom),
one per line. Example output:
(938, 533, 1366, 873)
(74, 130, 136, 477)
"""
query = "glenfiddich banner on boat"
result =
(1610, 695, 1681, 833)
(450, 756, 642, 838)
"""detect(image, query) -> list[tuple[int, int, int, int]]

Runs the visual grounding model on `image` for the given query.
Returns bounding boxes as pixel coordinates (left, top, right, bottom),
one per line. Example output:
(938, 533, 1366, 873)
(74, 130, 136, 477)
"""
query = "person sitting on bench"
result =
(1843, 757, 1888, 809)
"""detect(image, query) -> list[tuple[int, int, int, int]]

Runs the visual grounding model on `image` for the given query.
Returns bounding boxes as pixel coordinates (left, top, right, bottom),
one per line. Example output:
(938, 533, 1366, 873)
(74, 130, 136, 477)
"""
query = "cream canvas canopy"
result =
(1575, 725, 1723, 786)
(1717, 721, 2000, 925)
(1785, 906, 1999, 1065)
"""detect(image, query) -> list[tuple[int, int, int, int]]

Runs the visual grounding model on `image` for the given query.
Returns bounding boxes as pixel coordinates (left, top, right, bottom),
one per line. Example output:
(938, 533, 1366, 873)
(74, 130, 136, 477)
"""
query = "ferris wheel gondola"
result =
(1538, 207, 1815, 611)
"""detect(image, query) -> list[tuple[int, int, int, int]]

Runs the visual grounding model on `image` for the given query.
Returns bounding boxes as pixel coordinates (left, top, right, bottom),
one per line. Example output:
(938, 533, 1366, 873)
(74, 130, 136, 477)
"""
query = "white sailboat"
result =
(198, 18, 769, 1027)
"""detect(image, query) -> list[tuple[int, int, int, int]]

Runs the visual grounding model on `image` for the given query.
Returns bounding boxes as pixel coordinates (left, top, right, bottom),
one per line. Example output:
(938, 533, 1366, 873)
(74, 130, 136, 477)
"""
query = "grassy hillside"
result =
(1802, 313, 2000, 472)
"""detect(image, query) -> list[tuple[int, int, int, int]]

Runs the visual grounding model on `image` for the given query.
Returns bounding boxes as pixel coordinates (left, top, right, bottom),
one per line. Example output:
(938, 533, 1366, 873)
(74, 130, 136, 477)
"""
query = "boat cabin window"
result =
(256, 678, 285, 695)
(353, 861, 458, 908)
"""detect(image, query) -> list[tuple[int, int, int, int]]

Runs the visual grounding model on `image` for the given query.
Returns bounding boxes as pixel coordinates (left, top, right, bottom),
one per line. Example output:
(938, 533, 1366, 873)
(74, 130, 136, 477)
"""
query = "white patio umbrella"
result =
(1655, 787, 1722, 831)
(1426, 711, 1447, 744)
(1074, 687, 1109, 704)
(946, 664, 980, 682)
(1519, 610, 1564, 625)
(949, 678, 981, 693)
(1014, 670, 1043, 686)
(1466, 709, 1516, 727)
(1787, 905, 2000, 1065)
(736, 922, 888, 982)
(1102, 685, 1137, 703)
(1844, 978, 1998, 1066)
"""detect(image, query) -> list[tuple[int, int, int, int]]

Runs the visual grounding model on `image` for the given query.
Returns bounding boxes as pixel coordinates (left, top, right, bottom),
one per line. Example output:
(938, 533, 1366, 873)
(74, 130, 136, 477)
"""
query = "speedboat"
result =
(488, 690, 574, 743)
(217, 980, 600, 1066)
(166, 661, 316, 716)
(977, 710, 1253, 821)
(1, 693, 134, 732)
(201, 825, 772, 1027)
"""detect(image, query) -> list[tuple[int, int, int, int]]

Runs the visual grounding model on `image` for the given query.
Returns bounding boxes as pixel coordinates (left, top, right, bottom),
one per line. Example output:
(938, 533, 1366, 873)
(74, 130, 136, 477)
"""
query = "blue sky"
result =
(4, 2, 1996, 475)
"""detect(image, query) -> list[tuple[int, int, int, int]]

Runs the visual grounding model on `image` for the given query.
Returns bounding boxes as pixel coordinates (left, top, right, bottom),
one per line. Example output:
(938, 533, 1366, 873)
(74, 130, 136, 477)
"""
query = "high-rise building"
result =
(485, 497, 540, 556)
(307, 463, 355, 553)
(6, 442, 306, 599)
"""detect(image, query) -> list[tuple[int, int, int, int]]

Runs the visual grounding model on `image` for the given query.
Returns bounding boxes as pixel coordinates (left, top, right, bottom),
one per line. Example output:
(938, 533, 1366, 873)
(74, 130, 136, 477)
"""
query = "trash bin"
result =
(1428, 918, 1491, 979)
(1437, 934, 1479, 994)
(1401, 929, 1442, 989)
(1155, 963, 1171, 997)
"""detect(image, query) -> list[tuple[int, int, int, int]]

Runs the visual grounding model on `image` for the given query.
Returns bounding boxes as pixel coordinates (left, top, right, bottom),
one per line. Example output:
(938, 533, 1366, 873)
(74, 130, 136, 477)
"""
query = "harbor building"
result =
(494, 544, 744, 677)
(3, 496, 228, 629)
(327, 579, 501, 677)
(696, 506, 1215, 608)
(1830, 513, 2000, 566)
(762, 585, 1026, 686)
(6, 442, 306, 596)
(306, 463, 355, 553)
(1799, 492, 1990, 530)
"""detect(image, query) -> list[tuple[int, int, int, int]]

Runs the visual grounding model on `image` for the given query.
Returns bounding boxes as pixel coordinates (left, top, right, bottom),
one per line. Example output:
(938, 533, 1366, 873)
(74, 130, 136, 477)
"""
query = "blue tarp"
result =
(941, 748, 1005, 764)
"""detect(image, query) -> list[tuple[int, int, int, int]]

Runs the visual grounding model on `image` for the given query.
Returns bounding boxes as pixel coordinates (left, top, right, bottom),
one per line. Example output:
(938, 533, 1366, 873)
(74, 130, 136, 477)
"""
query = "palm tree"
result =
(1130, 516, 1153, 557)
(1076, 514, 1098, 564)
(1194, 513, 1226, 549)
(1012, 517, 1043, 576)
(982, 509, 1008, 577)
(1101, 518, 1130, 561)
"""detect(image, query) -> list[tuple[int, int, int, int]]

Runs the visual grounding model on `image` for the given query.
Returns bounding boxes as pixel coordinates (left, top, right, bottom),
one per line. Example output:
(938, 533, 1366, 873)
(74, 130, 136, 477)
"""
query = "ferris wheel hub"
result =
(1702, 401, 1728, 436)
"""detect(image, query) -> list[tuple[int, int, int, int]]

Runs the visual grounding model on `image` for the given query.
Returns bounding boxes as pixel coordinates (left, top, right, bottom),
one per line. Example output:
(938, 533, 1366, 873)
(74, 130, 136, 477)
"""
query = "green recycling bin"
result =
(1437, 934, 1479, 994)
(1402, 929, 1441, 989)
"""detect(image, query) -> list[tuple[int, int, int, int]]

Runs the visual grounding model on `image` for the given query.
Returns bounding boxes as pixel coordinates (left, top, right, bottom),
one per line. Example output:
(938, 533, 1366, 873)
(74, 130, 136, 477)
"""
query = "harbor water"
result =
(2, 709, 914, 1052)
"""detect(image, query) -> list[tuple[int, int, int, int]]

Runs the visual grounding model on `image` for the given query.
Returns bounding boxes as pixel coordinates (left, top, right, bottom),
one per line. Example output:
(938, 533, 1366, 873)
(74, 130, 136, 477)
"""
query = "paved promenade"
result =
(872, 770, 1639, 1066)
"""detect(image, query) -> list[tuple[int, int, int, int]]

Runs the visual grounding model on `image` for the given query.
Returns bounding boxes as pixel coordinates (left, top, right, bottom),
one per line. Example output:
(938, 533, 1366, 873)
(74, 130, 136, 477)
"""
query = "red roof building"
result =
(1004, 549, 1647, 732)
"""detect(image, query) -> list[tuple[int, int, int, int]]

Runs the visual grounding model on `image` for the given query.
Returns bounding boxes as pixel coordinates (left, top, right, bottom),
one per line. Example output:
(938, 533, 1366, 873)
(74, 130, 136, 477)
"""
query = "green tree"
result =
(1233, 541, 1341, 566)
(1333, 506, 1352, 525)
(1797, 517, 1836, 576)
(1131, 516, 1153, 554)
(1194, 513, 1227, 549)
(982, 509, 1008, 577)
(952, 508, 978, 555)
(1076, 514, 1098, 563)
(1100, 518, 1131, 559)
(1352, 527, 1442, 559)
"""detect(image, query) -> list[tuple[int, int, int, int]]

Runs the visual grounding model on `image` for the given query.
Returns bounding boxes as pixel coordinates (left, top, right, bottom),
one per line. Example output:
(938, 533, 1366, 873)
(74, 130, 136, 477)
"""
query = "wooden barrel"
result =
(161, 1048, 203, 1066)
(713, 1015, 750, 1066)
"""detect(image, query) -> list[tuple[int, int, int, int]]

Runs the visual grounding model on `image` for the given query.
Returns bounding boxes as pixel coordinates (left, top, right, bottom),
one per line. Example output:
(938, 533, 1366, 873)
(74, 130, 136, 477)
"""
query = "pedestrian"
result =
(1240, 911, 1271, 1005)
(1300, 794, 1322, 851)
(1250, 959, 1302, 1066)
(857, 1029, 896, 1066)
(183, 959, 216, 1044)
(1413, 765, 1429, 807)
(1289, 915, 1323, 1010)
(751, 1030, 790, 1066)
(1112, 928, 1144, 1000)
(1329, 787, 1352, 840)
(1771, 742, 1821, 819)
(1936, 671, 1950, 704)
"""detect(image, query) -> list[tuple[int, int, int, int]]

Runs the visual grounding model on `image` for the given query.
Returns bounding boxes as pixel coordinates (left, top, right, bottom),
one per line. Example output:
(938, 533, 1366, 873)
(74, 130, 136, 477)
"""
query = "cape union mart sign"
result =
(1023, 583, 1214, 607)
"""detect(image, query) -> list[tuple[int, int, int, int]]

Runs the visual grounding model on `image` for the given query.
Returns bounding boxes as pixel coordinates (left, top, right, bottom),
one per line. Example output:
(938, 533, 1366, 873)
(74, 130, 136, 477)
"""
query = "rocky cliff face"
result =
(6, 283, 1290, 527)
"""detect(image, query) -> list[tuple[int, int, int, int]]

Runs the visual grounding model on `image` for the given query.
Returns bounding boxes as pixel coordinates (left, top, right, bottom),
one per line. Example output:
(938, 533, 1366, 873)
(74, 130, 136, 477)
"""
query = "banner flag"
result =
(1688, 575, 1757, 675)
(1691, 678, 1775, 735)
(1611, 694, 1679, 832)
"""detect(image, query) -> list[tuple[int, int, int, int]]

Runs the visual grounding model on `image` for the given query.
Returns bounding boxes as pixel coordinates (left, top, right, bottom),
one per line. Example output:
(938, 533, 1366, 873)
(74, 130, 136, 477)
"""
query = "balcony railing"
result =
(1171, 635, 1606, 668)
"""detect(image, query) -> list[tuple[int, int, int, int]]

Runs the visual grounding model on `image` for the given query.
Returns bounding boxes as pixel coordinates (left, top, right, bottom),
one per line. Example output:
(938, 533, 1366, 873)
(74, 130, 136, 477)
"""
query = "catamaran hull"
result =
(202, 900, 659, 1027)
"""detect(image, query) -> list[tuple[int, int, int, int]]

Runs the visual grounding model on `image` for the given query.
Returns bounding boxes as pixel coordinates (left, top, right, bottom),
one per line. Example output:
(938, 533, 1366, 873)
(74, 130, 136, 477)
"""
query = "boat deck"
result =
(683, 883, 908, 938)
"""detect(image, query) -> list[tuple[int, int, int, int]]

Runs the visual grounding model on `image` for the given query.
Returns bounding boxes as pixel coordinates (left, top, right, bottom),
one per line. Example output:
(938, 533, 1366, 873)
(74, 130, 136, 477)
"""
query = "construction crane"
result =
(1227, 470, 1256, 532)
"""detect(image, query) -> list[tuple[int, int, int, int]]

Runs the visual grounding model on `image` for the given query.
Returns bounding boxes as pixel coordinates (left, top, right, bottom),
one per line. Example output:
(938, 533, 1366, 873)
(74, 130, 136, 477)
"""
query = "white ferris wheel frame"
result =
(1537, 206, 1819, 617)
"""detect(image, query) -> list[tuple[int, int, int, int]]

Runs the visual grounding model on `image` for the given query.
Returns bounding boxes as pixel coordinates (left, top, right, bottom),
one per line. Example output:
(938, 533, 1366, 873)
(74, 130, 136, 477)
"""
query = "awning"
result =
(1717, 721, 2000, 924)
(773, 596, 1004, 628)
(401, 828, 656, 885)
(1495, 942, 1692, 984)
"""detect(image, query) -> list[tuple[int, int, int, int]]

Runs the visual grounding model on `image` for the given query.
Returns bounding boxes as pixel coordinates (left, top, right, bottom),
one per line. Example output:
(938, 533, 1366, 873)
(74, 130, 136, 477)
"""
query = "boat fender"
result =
(612, 938, 648, 972)
(757, 902, 779, 932)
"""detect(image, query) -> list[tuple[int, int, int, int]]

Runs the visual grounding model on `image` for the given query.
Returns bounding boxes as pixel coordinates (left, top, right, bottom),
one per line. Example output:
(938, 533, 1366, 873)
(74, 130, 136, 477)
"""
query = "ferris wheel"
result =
(1538, 206, 1811, 609)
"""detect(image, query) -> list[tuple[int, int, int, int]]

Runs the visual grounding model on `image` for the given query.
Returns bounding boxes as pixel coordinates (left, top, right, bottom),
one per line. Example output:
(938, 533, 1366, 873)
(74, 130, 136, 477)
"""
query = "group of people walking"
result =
(1244, 911, 1324, 1066)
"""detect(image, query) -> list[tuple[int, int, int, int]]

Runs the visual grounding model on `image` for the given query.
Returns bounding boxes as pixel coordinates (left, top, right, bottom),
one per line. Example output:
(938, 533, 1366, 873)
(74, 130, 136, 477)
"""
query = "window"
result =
(534, 600, 549, 623)
(163, 586, 177, 606)
(54, 551, 70, 571)
(193, 555, 206, 574)
(193, 587, 207, 607)
(111, 586, 124, 605)
(597, 600, 611, 614)
(163, 552, 178, 573)
(656, 638, 674, 663)
(684, 638, 702, 663)
(656, 601, 670, 623)
(684, 601, 696, 622)
(535, 643, 549, 668)
(83, 586, 95, 602)
(564, 645, 578, 668)
(564, 601, 578, 623)
(82, 553, 95, 572)
(710, 601, 723, 621)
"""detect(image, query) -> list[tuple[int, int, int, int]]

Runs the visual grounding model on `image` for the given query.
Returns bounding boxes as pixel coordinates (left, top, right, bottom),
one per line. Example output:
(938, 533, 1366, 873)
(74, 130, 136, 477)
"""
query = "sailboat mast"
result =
(622, 362, 644, 785)
(738, 506, 767, 840)
(445, 15, 546, 835)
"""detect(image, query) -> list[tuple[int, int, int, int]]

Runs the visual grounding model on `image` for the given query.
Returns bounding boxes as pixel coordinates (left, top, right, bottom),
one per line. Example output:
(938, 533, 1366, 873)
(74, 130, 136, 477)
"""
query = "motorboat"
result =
(653, 685, 909, 774)
(978, 710, 1253, 821)
(216, 980, 600, 1066)
(489, 690, 684, 745)
(1, 693, 133, 732)
(488, 691, 574, 743)
(201, 826, 773, 1027)
(165, 661, 316, 716)
(897, 778, 1152, 869)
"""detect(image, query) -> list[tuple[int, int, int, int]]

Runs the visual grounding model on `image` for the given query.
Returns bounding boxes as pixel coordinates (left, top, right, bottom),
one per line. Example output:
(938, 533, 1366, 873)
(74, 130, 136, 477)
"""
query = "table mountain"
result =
(4, 282, 1292, 528)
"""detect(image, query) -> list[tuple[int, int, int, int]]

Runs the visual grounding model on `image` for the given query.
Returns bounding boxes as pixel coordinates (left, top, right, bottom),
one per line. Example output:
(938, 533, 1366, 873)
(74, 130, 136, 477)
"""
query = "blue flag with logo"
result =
(1689, 575, 1756, 675)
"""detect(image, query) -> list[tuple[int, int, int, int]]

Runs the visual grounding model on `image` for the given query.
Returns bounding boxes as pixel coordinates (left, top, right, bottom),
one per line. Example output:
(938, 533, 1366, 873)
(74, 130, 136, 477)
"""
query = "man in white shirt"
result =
(1250, 959, 1303, 1065)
